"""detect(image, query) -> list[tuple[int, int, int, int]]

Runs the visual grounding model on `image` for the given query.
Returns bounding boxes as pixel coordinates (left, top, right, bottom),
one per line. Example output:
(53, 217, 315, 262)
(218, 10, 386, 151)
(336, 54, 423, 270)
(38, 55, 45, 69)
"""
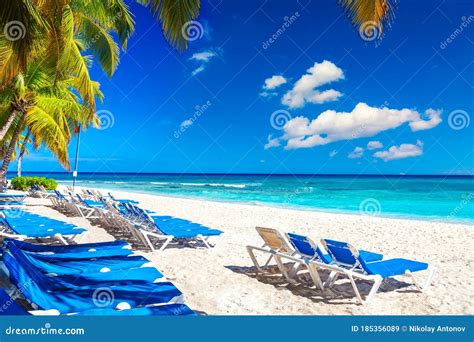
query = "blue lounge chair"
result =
(0, 289, 195, 316)
(0, 210, 87, 244)
(121, 204, 222, 251)
(3, 250, 184, 314)
(320, 239, 436, 304)
(0, 193, 26, 204)
(108, 192, 139, 205)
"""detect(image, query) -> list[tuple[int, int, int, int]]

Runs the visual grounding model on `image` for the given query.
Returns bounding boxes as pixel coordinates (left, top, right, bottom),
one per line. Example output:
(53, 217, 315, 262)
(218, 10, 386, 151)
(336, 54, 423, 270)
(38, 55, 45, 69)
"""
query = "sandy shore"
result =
(17, 186, 474, 315)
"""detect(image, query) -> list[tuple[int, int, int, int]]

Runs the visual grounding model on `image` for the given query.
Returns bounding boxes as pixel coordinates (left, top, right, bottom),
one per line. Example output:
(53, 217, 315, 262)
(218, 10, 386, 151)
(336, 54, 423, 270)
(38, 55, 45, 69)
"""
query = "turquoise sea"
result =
(16, 173, 474, 222)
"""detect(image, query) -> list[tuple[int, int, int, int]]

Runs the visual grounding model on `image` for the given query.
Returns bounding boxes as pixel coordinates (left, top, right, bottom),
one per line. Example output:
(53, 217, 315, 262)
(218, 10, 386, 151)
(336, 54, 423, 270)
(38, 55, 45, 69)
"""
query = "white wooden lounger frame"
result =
(318, 239, 436, 305)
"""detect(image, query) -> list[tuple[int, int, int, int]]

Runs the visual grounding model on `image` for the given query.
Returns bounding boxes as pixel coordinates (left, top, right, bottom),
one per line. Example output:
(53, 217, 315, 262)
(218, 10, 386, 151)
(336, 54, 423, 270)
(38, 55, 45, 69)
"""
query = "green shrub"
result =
(10, 176, 58, 191)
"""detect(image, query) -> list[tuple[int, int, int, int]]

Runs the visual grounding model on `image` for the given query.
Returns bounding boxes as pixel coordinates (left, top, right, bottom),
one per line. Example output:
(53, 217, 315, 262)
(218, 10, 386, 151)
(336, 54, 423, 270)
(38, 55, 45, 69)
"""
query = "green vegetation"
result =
(11, 176, 58, 191)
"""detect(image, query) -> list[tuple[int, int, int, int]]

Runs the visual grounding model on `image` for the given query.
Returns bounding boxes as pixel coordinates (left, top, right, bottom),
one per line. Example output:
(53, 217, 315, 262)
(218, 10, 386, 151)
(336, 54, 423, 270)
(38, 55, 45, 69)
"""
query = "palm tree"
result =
(0, 58, 101, 185)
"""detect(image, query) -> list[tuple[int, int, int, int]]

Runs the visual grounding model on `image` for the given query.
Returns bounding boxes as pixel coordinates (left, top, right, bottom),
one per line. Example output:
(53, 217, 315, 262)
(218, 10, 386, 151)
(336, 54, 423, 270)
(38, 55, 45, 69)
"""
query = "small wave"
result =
(150, 182, 246, 189)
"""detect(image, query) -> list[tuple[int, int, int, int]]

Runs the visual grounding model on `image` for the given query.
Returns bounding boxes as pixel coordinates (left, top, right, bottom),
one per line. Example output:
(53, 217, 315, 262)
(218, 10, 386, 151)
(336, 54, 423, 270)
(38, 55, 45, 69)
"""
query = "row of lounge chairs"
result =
(0, 238, 195, 316)
(49, 189, 222, 251)
(0, 209, 87, 244)
(247, 227, 435, 305)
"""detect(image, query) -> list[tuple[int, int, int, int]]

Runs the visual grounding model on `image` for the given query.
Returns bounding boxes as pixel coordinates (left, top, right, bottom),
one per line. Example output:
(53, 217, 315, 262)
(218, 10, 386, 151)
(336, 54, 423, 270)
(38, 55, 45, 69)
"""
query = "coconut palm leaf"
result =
(337, 0, 397, 39)
(138, 0, 201, 51)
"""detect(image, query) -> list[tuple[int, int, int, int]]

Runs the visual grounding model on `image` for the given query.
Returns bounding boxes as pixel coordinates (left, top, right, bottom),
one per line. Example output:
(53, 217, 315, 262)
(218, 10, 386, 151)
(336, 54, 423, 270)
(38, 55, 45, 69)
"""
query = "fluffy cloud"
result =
(268, 103, 442, 150)
(409, 108, 442, 131)
(264, 75, 287, 90)
(282, 60, 344, 108)
(189, 51, 216, 62)
(367, 141, 383, 150)
(348, 147, 364, 159)
(264, 135, 281, 150)
(373, 140, 424, 161)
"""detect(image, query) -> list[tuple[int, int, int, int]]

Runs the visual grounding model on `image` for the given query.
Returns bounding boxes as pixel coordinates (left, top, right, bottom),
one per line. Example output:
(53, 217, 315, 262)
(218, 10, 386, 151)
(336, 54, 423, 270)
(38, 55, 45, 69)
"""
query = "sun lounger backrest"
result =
(255, 227, 292, 252)
(287, 233, 332, 263)
(321, 239, 360, 267)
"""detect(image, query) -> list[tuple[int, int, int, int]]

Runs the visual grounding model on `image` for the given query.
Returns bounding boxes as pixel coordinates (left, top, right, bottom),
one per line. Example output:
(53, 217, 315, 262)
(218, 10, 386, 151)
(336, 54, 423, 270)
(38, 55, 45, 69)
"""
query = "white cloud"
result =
(180, 119, 193, 129)
(264, 135, 281, 150)
(409, 108, 442, 131)
(348, 146, 364, 159)
(373, 140, 424, 161)
(263, 75, 287, 90)
(189, 50, 218, 76)
(329, 150, 338, 157)
(282, 60, 344, 108)
(189, 51, 216, 62)
(191, 65, 205, 76)
(367, 140, 383, 150)
(266, 103, 442, 150)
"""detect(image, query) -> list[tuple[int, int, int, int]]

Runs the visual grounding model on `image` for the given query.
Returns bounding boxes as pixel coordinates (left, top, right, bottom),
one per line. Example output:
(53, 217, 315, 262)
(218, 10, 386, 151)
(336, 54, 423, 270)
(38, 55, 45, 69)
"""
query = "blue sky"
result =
(14, 0, 473, 175)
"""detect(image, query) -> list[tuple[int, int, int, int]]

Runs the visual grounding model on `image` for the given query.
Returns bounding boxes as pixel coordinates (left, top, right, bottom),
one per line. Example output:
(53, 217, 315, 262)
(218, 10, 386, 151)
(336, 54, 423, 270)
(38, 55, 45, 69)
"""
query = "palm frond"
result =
(337, 0, 397, 40)
(138, 0, 201, 51)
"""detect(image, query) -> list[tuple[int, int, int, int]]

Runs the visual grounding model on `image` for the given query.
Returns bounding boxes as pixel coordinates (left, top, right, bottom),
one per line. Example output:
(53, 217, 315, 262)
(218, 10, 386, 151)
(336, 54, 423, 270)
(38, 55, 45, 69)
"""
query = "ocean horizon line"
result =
(8, 171, 474, 178)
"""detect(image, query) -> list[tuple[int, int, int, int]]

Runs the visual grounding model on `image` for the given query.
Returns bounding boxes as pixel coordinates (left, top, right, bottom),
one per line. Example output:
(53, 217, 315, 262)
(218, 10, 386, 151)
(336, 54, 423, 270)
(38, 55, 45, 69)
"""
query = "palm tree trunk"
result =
(0, 111, 26, 189)
(0, 110, 20, 142)
(17, 129, 30, 177)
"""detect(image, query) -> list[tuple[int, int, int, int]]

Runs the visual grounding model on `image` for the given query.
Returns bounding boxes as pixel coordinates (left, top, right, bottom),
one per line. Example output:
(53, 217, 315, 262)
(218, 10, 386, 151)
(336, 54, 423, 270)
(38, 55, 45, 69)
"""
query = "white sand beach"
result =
(20, 186, 474, 315)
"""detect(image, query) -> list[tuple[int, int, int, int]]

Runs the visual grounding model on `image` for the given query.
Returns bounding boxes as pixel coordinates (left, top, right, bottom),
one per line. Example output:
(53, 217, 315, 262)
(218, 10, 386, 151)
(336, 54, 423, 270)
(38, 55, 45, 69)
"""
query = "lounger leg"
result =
(274, 255, 295, 283)
(422, 266, 436, 291)
(365, 275, 383, 303)
(198, 234, 212, 249)
(307, 264, 324, 290)
(142, 232, 156, 252)
(246, 246, 263, 273)
(348, 274, 364, 305)
(324, 271, 339, 288)
(159, 236, 173, 251)
(288, 263, 302, 279)
(263, 254, 274, 267)
(55, 234, 69, 245)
